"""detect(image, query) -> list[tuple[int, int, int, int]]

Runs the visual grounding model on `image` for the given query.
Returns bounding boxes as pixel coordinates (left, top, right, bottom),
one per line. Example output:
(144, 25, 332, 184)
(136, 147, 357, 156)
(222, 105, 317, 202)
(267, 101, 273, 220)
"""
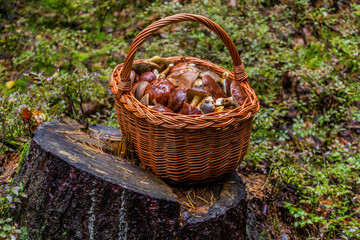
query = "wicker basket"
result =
(109, 13, 260, 183)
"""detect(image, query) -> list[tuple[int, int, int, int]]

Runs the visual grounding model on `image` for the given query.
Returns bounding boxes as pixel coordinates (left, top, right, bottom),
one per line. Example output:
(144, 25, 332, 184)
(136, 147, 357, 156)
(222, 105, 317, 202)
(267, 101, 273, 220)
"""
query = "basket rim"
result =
(111, 56, 260, 129)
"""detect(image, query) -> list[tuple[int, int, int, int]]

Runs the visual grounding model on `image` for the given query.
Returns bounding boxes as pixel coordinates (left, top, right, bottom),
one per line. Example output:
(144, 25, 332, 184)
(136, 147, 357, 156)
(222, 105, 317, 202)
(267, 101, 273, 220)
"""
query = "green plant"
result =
(0, 183, 27, 239)
(0, 94, 35, 152)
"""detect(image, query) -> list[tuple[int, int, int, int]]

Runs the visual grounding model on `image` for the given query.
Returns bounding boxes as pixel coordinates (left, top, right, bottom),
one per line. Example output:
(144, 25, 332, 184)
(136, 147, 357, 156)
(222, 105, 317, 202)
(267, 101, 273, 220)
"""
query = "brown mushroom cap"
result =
(140, 93, 150, 106)
(200, 71, 222, 84)
(148, 61, 162, 72)
(130, 70, 136, 83)
(223, 77, 232, 97)
(230, 81, 246, 106)
(132, 62, 152, 75)
(167, 68, 199, 90)
(179, 102, 202, 115)
(202, 75, 227, 99)
(138, 72, 156, 82)
(149, 56, 168, 71)
(186, 87, 209, 107)
(152, 105, 174, 113)
(198, 97, 215, 114)
(168, 89, 187, 112)
(132, 81, 149, 101)
(145, 78, 175, 106)
(186, 88, 209, 100)
(171, 62, 187, 72)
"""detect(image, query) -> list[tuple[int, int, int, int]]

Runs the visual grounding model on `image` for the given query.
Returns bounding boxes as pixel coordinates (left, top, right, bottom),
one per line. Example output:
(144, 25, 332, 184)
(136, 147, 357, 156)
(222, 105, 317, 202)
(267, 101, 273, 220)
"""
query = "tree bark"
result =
(13, 121, 247, 240)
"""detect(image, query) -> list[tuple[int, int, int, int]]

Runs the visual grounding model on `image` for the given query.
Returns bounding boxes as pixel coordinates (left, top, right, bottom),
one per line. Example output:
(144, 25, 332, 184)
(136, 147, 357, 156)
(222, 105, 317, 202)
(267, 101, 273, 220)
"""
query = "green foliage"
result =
(0, 0, 359, 238)
(28, 70, 107, 122)
(17, 142, 30, 171)
(0, 94, 35, 151)
(0, 183, 27, 240)
(0, 69, 113, 152)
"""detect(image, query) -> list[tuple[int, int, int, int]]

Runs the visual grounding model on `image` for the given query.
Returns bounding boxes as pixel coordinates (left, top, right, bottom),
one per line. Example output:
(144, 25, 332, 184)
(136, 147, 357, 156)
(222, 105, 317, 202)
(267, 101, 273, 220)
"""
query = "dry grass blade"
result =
(57, 130, 86, 135)
(196, 195, 209, 205)
(81, 141, 103, 154)
(82, 151, 95, 158)
(187, 191, 195, 210)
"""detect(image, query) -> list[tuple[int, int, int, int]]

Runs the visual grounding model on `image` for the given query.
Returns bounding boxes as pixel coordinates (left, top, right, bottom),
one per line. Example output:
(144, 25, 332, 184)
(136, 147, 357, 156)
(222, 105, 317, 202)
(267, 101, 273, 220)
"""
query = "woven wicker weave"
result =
(109, 13, 260, 183)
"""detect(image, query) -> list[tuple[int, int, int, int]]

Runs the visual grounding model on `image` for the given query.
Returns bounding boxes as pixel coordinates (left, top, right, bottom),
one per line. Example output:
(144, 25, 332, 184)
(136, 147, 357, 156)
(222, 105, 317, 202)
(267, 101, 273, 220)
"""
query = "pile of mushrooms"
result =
(130, 56, 246, 115)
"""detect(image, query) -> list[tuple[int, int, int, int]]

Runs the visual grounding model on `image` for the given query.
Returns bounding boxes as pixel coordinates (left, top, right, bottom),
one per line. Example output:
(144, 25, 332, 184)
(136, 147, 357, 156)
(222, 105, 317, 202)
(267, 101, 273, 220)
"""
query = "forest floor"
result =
(1, 0, 359, 239)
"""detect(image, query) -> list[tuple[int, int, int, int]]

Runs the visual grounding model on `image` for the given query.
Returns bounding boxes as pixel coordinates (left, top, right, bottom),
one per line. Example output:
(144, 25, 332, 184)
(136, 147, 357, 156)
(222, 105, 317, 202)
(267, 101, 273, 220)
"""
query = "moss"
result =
(17, 142, 30, 173)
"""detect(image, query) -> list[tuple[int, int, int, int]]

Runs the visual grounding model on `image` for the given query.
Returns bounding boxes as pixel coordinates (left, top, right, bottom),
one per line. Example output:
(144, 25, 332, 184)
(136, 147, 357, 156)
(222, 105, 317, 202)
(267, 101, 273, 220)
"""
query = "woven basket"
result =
(109, 13, 260, 183)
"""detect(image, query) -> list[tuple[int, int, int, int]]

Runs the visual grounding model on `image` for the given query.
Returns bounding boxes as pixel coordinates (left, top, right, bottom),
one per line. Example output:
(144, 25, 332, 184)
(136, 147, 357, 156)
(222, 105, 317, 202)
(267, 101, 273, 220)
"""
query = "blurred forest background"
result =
(0, 0, 359, 239)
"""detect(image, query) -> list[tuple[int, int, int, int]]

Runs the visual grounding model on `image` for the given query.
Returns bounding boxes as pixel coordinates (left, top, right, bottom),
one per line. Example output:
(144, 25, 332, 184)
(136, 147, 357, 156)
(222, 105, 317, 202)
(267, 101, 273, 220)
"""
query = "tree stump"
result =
(13, 121, 247, 240)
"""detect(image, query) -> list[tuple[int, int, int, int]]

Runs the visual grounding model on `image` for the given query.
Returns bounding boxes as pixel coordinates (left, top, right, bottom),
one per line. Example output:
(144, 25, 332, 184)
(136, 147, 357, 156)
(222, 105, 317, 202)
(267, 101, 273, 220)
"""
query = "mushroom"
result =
(192, 78, 204, 88)
(221, 72, 231, 97)
(140, 93, 150, 106)
(167, 68, 199, 90)
(179, 102, 202, 115)
(200, 71, 222, 84)
(187, 63, 202, 72)
(145, 77, 175, 106)
(149, 56, 169, 71)
(230, 81, 247, 106)
(171, 62, 187, 73)
(130, 70, 136, 83)
(197, 96, 215, 114)
(202, 75, 227, 99)
(148, 62, 162, 72)
(138, 72, 156, 82)
(153, 69, 160, 79)
(151, 105, 174, 113)
(214, 97, 239, 108)
(132, 81, 149, 101)
(132, 62, 152, 75)
(159, 63, 174, 78)
(186, 88, 209, 107)
(132, 56, 171, 76)
(178, 88, 209, 115)
(168, 89, 187, 112)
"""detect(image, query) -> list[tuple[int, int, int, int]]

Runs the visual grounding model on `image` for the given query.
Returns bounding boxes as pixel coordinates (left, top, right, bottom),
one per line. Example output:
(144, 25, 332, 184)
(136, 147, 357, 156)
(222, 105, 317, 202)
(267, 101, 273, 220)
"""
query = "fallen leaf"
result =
(6, 81, 15, 89)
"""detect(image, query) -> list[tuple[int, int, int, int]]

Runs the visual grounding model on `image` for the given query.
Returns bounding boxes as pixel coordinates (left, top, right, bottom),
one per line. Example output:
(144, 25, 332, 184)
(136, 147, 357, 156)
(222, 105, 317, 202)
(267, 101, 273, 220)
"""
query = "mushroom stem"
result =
(159, 63, 174, 78)
(190, 95, 202, 106)
(221, 72, 229, 83)
(153, 69, 160, 79)
(193, 79, 204, 88)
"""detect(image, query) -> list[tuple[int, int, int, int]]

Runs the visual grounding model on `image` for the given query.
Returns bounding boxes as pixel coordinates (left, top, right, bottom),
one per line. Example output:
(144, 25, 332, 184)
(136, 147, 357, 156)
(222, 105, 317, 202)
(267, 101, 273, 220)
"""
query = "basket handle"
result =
(117, 13, 248, 95)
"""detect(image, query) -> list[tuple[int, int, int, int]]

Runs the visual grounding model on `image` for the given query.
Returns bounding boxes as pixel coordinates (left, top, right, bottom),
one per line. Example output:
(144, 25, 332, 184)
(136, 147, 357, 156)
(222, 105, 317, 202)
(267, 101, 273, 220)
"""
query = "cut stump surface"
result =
(13, 121, 247, 240)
